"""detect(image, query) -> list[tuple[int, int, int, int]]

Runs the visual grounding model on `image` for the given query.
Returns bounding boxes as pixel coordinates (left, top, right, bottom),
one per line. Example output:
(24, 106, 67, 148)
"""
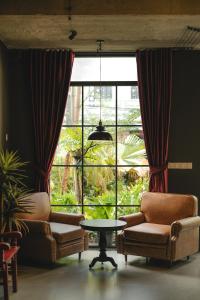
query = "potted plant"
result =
(0, 150, 33, 233)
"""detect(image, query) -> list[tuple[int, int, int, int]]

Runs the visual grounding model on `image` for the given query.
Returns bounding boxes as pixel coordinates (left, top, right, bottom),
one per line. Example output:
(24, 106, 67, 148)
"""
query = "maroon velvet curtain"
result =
(30, 49, 74, 192)
(136, 49, 172, 192)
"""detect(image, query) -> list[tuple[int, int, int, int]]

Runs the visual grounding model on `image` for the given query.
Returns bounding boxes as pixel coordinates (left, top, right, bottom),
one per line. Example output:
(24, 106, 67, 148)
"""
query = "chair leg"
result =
(78, 252, 82, 261)
(146, 257, 149, 264)
(168, 260, 173, 268)
(3, 262, 9, 300)
(12, 254, 18, 292)
(125, 254, 127, 264)
(187, 256, 190, 261)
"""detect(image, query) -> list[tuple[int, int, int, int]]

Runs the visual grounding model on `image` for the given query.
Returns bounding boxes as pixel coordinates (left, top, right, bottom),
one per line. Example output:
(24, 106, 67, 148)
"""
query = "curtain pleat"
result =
(30, 49, 74, 193)
(136, 49, 172, 192)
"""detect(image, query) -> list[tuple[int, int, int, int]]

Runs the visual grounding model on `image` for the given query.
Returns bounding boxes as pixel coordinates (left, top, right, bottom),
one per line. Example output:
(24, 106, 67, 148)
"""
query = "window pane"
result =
(117, 166, 149, 205)
(83, 127, 116, 165)
(117, 206, 140, 218)
(83, 167, 116, 206)
(84, 206, 115, 220)
(71, 57, 137, 82)
(53, 127, 82, 165)
(118, 86, 141, 125)
(87, 231, 98, 246)
(84, 86, 115, 125)
(84, 228, 115, 247)
(64, 86, 82, 125)
(50, 166, 82, 205)
(117, 126, 148, 165)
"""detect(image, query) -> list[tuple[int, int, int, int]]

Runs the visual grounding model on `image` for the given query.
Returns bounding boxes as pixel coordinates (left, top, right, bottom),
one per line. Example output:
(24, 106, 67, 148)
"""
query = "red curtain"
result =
(136, 49, 172, 192)
(30, 49, 74, 192)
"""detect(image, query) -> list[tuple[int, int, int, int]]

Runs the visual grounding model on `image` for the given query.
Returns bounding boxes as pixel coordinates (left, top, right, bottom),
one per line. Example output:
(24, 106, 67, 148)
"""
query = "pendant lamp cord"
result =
(68, 0, 72, 20)
(97, 40, 104, 123)
(100, 47, 102, 122)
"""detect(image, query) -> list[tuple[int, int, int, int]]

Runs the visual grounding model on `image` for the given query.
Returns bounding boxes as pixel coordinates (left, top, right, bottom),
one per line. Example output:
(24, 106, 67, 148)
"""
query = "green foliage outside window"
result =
(50, 85, 149, 220)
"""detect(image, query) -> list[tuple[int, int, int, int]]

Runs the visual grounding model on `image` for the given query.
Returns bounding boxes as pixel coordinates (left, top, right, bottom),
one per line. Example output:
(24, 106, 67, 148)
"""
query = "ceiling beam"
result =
(1, 0, 200, 15)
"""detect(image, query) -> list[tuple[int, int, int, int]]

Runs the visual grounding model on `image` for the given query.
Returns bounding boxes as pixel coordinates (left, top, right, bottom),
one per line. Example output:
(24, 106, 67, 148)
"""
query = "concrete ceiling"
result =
(0, 1, 200, 51)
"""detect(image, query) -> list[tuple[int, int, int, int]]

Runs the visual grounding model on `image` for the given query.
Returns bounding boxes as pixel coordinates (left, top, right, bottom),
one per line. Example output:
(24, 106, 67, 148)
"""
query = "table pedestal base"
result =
(89, 231, 117, 269)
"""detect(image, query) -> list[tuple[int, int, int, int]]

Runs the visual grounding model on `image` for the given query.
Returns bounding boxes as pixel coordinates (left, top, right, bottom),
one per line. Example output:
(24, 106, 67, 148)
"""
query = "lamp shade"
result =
(88, 121, 113, 141)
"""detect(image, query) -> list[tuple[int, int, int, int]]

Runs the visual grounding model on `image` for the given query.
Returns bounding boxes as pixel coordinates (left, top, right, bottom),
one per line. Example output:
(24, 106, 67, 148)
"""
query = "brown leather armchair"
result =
(117, 192, 200, 263)
(18, 192, 88, 264)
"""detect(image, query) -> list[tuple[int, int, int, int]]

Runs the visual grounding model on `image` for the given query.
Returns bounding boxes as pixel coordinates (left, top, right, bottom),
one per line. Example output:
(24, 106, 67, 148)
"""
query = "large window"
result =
(51, 56, 149, 223)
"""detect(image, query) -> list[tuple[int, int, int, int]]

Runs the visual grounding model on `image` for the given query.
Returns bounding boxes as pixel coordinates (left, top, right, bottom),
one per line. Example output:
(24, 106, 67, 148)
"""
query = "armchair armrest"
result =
(50, 212, 85, 226)
(22, 220, 52, 235)
(0, 231, 22, 246)
(0, 242, 10, 251)
(0, 231, 22, 240)
(171, 216, 200, 237)
(119, 212, 145, 228)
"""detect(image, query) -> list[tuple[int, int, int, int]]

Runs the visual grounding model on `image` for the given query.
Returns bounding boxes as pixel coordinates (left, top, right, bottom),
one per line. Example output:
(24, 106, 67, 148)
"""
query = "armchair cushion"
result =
(124, 223, 171, 245)
(50, 222, 84, 244)
(141, 192, 198, 225)
(17, 192, 50, 221)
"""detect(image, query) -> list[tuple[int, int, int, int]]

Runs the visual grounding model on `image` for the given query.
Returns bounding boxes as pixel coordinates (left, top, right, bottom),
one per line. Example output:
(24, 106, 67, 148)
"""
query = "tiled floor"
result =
(1, 250, 200, 300)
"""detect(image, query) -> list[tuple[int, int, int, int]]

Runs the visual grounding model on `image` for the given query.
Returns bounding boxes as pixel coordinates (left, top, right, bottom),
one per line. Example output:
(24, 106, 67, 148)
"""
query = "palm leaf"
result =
(0, 149, 33, 233)
(118, 134, 146, 165)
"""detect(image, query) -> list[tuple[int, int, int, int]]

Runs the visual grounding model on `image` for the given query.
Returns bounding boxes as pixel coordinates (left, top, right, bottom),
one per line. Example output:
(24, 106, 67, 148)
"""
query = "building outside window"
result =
(50, 55, 149, 243)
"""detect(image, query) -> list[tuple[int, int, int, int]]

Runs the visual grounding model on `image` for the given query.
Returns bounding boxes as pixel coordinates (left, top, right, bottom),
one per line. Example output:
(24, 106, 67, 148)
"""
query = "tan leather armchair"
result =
(18, 192, 88, 264)
(117, 192, 200, 263)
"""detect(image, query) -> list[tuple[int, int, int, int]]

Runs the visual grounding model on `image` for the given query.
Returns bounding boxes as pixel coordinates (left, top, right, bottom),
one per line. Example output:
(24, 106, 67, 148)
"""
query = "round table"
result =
(80, 219, 126, 269)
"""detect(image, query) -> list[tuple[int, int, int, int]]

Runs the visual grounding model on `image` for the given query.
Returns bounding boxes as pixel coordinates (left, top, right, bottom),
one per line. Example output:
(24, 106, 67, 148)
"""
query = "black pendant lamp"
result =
(88, 40, 113, 141)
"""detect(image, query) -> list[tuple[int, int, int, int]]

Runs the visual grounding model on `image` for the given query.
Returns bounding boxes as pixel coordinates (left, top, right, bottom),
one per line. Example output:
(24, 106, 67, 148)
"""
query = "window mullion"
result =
(82, 85, 84, 214)
(115, 85, 118, 220)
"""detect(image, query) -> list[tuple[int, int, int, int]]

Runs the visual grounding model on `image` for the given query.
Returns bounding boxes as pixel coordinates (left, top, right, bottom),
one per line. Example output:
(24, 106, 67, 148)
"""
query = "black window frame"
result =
(51, 53, 149, 219)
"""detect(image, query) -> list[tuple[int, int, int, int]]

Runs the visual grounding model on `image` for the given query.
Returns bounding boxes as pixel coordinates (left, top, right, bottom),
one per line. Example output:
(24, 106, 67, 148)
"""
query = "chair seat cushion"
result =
(124, 223, 171, 245)
(50, 222, 84, 244)
(3, 246, 19, 261)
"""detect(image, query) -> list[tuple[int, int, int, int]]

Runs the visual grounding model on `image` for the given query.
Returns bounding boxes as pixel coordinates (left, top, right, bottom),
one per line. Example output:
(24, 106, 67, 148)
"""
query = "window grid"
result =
(51, 81, 148, 218)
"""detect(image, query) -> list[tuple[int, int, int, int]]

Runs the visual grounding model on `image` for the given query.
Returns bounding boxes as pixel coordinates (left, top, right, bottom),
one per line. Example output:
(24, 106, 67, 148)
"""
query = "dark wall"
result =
(6, 49, 200, 199)
(7, 50, 35, 189)
(0, 41, 8, 149)
(168, 50, 200, 208)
